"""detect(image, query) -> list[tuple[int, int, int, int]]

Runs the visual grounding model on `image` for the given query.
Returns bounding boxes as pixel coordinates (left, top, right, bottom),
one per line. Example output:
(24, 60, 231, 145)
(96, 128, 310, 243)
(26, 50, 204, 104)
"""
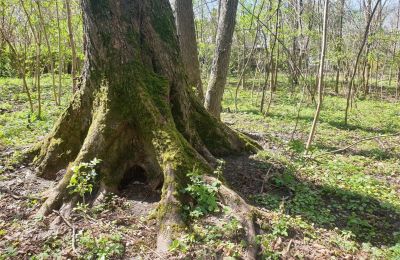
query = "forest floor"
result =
(0, 75, 400, 259)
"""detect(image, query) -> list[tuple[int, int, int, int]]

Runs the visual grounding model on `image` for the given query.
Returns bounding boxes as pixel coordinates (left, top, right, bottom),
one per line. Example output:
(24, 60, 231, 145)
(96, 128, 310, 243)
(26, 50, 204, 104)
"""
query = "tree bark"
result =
(171, 0, 204, 102)
(33, 0, 258, 256)
(65, 0, 78, 93)
(205, 0, 239, 119)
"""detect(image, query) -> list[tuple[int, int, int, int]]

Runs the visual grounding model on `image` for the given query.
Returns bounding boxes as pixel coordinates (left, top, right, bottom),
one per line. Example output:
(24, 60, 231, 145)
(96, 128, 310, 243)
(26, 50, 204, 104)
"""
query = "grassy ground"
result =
(0, 74, 399, 259)
(0, 75, 72, 144)
(221, 77, 400, 258)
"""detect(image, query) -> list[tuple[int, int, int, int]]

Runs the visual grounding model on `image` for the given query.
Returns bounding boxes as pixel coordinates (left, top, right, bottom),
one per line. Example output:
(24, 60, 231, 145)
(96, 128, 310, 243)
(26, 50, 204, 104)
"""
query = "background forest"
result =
(1, 0, 400, 259)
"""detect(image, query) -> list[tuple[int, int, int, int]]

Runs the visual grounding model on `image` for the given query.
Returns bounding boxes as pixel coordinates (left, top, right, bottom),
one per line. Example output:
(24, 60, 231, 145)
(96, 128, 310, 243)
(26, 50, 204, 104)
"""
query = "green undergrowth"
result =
(1, 74, 400, 258)
(0, 75, 72, 148)
(0, 75, 72, 172)
(222, 80, 400, 258)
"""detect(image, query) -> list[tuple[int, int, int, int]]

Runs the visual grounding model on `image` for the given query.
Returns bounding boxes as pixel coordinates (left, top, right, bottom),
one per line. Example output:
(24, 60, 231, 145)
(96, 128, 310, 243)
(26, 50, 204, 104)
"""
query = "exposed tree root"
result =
(207, 176, 258, 260)
(33, 77, 97, 179)
(53, 210, 79, 256)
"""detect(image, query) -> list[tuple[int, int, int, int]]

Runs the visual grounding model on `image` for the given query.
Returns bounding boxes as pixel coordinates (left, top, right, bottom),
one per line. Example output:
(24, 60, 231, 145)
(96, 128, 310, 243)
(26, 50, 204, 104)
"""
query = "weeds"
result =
(78, 230, 124, 259)
(182, 168, 221, 219)
(67, 158, 101, 204)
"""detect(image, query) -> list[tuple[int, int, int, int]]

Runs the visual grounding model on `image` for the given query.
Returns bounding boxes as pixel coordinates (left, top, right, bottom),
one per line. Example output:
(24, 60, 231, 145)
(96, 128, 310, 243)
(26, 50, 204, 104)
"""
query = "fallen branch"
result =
(313, 132, 400, 158)
(0, 187, 41, 201)
(260, 165, 273, 193)
(53, 210, 79, 256)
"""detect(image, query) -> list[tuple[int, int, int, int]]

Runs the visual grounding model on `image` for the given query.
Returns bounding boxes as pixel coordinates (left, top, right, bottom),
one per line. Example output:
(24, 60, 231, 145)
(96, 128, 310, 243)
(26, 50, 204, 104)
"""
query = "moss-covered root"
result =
(190, 97, 261, 156)
(206, 176, 258, 260)
(156, 166, 185, 252)
(34, 83, 95, 180)
(37, 167, 74, 216)
(37, 107, 107, 216)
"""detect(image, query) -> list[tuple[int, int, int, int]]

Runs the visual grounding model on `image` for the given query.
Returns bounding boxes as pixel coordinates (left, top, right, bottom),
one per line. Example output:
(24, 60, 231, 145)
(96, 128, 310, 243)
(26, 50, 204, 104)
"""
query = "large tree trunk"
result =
(171, 0, 204, 102)
(204, 0, 239, 119)
(33, 0, 258, 255)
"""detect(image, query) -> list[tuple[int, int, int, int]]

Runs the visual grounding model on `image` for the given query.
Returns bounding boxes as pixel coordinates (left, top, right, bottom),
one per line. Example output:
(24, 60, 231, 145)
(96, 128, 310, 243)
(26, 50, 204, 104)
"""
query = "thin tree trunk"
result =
(19, 0, 41, 116)
(234, 25, 261, 112)
(205, 0, 239, 119)
(260, 31, 271, 113)
(264, 3, 281, 115)
(35, 30, 42, 119)
(305, 0, 329, 150)
(397, 67, 400, 99)
(266, 40, 280, 115)
(65, 0, 77, 93)
(335, 0, 345, 94)
(0, 28, 34, 113)
(344, 0, 381, 125)
(36, 0, 58, 105)
(56, 0, 63, 105)
(364, 53, 371, 95)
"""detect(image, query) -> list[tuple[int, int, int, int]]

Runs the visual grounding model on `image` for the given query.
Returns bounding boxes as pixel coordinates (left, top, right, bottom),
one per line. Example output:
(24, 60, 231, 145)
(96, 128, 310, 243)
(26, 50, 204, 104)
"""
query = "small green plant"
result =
(329, 229, 358, 253)
(271, 214, 290, 237)
(25, 198, 39, 208)
(223, 218, 243, 237)
(30, 235, 63, 259)
(0, 229, 7, 237)
(168, 234, 195, 253)
(0, 246, 17, 258)
(178, 217, 245, 257)
(183, 168, 221, 218)
(91, 193, 122, 215)
(78, 230, 124, 259)
(73, 202, 90, 214)
(256, 234, 281, 260)
(67, 158, 101, 204)
(288, 139, 306, 153)
(214, 159, 225, 179)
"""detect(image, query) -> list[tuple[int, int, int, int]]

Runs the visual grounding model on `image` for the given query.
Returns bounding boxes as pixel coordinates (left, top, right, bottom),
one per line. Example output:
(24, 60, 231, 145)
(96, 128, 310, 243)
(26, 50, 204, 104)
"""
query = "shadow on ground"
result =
(315, 143, 399, 161)
(223, 154, 400, 247)
(258, 111, 397, 135)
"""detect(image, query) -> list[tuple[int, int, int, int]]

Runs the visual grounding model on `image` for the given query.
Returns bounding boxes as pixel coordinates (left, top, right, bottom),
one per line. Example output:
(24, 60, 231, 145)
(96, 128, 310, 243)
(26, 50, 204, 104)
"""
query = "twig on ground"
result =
(0, 186, 41, 201)
(313, 132, 400, 158)
(53, 210, 79, 256)
(260, 165, 273, 193)
(282, 239, 293, 257)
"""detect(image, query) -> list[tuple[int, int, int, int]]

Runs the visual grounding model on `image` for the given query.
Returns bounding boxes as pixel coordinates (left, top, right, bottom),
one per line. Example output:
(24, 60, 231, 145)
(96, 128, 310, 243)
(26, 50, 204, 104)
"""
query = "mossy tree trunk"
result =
(34, 0, 258, 255)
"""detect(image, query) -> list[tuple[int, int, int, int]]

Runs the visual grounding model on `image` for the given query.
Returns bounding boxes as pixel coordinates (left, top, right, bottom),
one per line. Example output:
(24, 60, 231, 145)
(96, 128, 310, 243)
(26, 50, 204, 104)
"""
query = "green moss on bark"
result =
(150, 1, 178, 50)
